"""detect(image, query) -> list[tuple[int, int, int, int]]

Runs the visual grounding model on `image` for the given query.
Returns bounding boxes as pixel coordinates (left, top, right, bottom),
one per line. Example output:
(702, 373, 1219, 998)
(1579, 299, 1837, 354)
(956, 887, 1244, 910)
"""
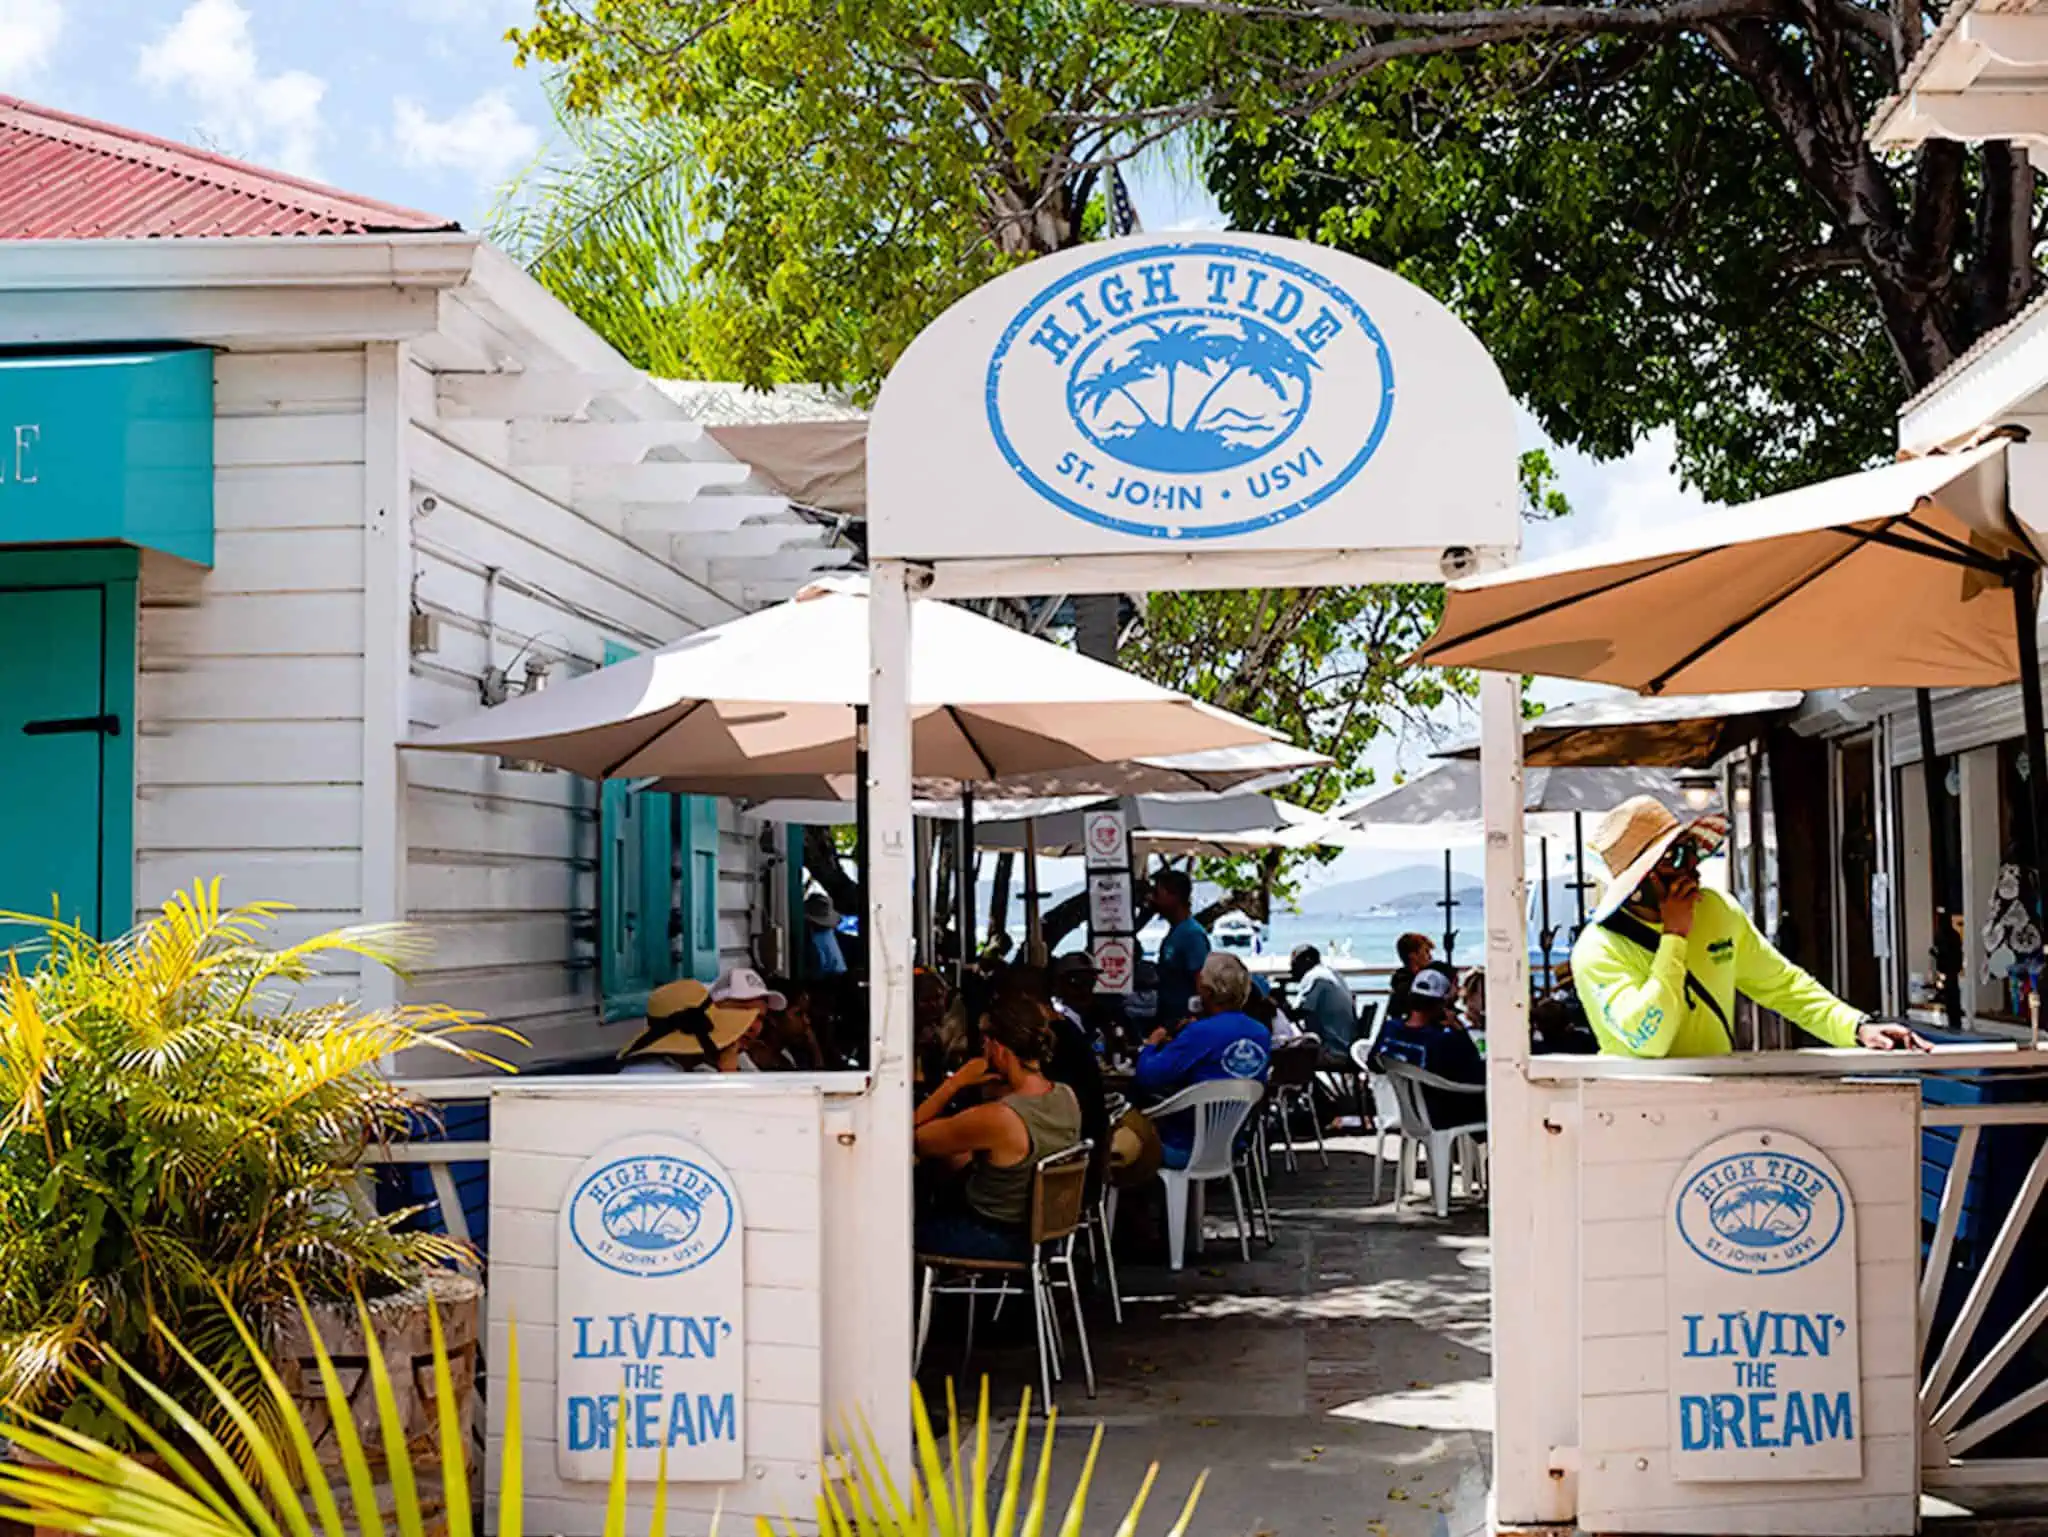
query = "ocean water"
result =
(1262, 911, 1572, 975)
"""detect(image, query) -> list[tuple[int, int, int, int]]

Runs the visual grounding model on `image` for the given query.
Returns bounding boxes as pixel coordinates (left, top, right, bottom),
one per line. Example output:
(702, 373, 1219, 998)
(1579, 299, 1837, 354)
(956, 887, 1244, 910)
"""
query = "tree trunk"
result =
(989, 850, 1015, 946)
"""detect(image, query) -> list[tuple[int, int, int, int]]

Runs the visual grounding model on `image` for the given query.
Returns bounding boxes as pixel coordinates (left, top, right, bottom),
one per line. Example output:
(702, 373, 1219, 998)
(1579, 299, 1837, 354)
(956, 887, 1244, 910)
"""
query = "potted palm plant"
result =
(0, 882, 512, 1462)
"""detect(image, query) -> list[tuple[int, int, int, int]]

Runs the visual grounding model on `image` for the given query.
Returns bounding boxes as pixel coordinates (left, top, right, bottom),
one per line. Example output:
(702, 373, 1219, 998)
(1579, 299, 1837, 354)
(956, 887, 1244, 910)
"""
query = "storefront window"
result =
(1984, 739, 2043, 1022)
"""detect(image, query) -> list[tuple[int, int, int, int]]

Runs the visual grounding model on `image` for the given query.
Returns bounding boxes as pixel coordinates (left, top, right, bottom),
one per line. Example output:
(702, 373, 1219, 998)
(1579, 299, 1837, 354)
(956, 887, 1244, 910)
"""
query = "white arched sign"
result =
(868, 233, 1518, 589)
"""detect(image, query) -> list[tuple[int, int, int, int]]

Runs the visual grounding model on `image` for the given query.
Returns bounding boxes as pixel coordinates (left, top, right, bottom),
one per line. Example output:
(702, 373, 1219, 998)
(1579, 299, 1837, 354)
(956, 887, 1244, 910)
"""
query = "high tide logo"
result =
(985, 243, 1395, 541)
(1674, 1149, 1846, 1276)
(568, 1154, 736, 1279)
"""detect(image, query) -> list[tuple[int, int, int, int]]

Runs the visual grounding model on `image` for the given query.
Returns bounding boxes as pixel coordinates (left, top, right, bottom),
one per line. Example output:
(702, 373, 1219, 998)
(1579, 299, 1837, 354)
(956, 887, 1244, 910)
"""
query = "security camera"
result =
(1440, 546, 1477, 581)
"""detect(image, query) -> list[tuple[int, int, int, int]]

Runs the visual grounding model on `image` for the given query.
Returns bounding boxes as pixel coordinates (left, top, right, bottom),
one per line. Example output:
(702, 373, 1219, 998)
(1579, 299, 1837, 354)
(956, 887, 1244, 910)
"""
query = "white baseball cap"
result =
(1410, 969, 1455, 1003)
(710, 966, 787, 1011)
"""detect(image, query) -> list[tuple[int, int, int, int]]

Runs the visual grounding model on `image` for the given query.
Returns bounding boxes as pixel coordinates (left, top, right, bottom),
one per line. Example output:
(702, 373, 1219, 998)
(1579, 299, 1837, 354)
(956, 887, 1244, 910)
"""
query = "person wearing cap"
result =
(804, 892, 848, 977)
(618, 968, 787, 1074)
(1573, 796, 1928, 1058)
(1370, 967, 1486, 1128)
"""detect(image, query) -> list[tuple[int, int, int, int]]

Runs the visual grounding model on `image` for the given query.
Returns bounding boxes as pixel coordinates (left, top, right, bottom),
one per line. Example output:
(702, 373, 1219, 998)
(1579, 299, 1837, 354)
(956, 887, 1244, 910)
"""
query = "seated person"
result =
(805, 893, 848, 976)
(747, 979, 825, 1070)
(1004, 962, 1110, 1199)
(1133, 951, 1272, 1167)
(1285, 944, 1358, 1055)
(912, 995, 1083, 1262)
(1387, 932, 1457, 1022)
(617, 970, 784, 1074)
(1371, 969, 1485, 1128)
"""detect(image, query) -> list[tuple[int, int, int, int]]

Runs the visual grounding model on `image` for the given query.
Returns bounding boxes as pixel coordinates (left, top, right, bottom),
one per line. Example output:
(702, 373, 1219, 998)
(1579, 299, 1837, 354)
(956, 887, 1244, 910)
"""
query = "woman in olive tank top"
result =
(913, 993, 1082, 1262)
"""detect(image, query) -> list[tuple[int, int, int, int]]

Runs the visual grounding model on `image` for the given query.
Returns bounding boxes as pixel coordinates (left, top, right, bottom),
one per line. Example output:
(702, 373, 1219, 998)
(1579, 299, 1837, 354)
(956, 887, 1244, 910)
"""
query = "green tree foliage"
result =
(1183, 0, 2040, 503)
(503, 0, 1569, 912)
(504, 0, 1229, 385)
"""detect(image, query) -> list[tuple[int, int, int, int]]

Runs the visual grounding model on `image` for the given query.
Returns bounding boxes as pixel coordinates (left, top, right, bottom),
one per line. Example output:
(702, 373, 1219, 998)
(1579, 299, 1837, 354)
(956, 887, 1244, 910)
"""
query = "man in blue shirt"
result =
(1372, 968, 1484, 1130)
(1134, 951, 1270, 1166)
(1150, 869, 1210, 1028)
(804, 892, 847, 976)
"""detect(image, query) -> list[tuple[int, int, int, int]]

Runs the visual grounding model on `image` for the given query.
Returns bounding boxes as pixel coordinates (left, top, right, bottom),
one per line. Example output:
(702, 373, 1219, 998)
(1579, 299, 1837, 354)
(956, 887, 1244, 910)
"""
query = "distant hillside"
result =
(1295, 864, 1471, 917)
(1295, 868, 1584, 922)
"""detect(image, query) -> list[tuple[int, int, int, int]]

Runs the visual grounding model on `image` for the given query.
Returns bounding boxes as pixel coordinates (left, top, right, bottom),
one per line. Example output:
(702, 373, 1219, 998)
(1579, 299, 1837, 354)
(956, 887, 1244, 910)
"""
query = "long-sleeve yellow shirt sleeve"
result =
(1571, 889, 1865, 1058)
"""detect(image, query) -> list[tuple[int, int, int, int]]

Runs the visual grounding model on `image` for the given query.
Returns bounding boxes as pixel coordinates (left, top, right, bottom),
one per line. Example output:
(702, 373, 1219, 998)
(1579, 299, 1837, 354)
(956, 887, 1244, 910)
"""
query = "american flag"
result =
(1108, 166, 1142, 237)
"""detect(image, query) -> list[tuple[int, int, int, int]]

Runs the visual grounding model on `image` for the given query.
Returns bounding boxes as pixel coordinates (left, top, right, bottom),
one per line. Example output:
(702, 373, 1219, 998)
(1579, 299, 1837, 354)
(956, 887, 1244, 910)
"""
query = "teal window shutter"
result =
(680, 796, 722, 981)
(598, 641, 678, 1018)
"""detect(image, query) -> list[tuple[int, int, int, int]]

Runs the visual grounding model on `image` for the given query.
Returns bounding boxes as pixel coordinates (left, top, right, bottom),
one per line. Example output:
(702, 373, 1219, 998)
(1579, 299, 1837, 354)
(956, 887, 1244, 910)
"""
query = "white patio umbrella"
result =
(409, 576, 1276, 782)
(1340, 762, 1701, 971)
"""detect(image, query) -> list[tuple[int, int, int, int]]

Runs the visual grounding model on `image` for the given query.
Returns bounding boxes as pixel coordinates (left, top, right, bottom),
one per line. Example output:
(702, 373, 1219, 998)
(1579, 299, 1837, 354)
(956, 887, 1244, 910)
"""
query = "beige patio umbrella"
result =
(410, 576, 1276, 781)
(1416, 441, 2033, 692)
(1416, 439, 2048, 1029)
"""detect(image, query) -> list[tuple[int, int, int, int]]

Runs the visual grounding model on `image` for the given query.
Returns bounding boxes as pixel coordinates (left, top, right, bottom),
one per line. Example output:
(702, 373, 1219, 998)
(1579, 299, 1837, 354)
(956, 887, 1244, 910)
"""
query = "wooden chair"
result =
(914, 1141, 1095, 1410)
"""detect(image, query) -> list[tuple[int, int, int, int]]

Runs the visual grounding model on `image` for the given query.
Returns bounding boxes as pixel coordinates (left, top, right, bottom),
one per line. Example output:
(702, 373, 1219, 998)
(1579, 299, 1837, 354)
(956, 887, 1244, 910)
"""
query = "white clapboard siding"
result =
(487, 1085, 825, 1535)
(401, 385, 765, 1064)
(133, 351, 370, 935)
(1575, 1079, 1919, 1536)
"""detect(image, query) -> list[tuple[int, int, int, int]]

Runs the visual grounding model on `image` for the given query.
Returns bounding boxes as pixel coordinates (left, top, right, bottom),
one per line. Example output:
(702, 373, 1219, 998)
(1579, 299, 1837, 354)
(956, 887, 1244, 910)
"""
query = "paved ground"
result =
(914, 1135, 1494, 1537)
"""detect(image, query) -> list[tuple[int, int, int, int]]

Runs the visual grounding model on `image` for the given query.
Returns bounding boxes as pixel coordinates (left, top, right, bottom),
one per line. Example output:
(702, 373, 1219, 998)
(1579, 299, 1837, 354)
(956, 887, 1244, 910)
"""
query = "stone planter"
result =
(267, 1272, 483, 1475)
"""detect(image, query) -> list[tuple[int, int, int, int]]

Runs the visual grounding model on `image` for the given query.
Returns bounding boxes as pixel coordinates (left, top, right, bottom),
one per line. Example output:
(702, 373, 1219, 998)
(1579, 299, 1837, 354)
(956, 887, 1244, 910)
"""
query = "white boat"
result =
(1212, 911, 1265, 955)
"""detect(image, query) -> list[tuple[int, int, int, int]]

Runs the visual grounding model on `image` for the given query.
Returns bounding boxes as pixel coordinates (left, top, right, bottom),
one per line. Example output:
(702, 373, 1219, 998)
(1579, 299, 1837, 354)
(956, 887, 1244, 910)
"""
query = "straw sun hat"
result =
(619, 976, 778, 1062)
(1588, 795, 1729, 923)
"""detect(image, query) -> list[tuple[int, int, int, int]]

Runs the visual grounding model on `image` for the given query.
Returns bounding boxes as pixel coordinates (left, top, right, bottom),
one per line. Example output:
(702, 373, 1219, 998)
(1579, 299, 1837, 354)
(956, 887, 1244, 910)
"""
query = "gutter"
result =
(0, 232, 484, 292)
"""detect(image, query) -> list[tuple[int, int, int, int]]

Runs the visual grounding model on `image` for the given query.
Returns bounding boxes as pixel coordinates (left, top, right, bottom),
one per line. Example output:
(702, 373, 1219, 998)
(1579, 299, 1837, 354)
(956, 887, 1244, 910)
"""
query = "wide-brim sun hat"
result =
(620, 979, 760, 1060)
(804, 892, 839, 928)
(1588, 794, 1729, 923)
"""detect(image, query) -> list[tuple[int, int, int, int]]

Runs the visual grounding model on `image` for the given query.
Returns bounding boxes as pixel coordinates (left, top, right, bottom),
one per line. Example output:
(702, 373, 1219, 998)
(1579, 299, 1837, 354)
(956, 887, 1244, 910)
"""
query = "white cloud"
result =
(392, 90, 540, 188)
(0, 0, 64, 88)
(136, 0, 325, 178)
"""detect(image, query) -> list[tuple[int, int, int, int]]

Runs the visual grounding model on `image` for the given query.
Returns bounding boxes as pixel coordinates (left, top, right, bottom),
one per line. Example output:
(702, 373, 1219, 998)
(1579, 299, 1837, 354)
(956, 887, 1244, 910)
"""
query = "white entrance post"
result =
(867, 229, 1522, 1511)
(1480, 665, 1569, 1528)
(864, 556, 918, 1471)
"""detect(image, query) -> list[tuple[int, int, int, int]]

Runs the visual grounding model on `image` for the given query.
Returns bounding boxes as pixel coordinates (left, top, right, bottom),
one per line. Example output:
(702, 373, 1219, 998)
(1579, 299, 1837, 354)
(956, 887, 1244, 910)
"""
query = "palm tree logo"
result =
(1707, 1179, 1816, 1249)
(1067, 315, 1318, 473)
(602, 1183, 706, 1253)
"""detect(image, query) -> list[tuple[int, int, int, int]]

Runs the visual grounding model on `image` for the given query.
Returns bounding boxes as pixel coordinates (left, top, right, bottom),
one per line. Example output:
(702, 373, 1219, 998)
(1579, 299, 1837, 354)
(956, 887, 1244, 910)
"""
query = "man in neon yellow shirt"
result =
(1572, 796, 1928, 1058)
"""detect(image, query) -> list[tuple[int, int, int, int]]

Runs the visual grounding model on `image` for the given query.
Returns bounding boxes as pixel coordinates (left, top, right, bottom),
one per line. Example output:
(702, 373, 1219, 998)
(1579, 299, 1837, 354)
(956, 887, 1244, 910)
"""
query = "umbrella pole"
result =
(1539, 837, 1553, 993)
(958, 785, 976, 987)
(1573, 811, 1588, 932)
(1441, 848, 1457, 964)
(1024, 817, 1045, 966)
(2012, 566, 2048, 999)
(1916, 688, 1963, 1033)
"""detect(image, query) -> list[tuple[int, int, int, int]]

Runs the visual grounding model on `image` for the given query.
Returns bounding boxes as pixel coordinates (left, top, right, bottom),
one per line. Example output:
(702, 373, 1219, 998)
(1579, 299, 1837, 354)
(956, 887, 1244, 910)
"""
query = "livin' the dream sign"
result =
(557, 1133, 746, 1482)
(866, 233, 1518, 576)
(1665, 1129, 1861, 1482)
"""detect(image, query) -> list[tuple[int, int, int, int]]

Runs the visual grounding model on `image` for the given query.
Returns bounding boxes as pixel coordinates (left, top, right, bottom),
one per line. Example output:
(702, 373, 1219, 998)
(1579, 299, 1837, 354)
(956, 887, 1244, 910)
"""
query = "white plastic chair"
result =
(1350, 1037, 1412, 1205)
(1379, 1059, 1487, 1217)
(1144, 1078, 1265, 1269)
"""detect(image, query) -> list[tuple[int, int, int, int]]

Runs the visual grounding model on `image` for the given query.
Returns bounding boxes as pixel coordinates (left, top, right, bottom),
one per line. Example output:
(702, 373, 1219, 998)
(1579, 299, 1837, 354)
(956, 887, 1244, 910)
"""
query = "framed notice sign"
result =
(1089, 872, 1134, 933)
(1092, 935, 1136, 994)
(557, 1133, 747, 1482)
(1083, 809, 1129, 870)
(1665, 1129, 1860, 1482)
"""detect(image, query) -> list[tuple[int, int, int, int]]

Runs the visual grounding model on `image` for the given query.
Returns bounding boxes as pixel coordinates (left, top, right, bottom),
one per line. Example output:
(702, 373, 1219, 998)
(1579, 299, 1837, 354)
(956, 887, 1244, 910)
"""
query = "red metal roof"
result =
(0, 95, 460, 239)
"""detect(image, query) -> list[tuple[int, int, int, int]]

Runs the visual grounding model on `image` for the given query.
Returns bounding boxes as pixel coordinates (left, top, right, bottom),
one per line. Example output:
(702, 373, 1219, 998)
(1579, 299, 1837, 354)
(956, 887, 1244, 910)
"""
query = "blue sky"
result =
(2, 0, 1710, 889)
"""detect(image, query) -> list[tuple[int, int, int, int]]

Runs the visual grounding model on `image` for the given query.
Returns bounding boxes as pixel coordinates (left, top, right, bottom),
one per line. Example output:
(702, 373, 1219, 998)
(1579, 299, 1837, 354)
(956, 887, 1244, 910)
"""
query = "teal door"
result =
(0, 586, 110, 934)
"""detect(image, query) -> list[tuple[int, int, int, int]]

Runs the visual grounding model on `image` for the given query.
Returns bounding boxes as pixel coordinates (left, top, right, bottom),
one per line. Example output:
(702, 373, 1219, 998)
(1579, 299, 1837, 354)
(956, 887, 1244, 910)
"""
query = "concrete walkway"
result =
(914, 1136, 1494, 1537)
